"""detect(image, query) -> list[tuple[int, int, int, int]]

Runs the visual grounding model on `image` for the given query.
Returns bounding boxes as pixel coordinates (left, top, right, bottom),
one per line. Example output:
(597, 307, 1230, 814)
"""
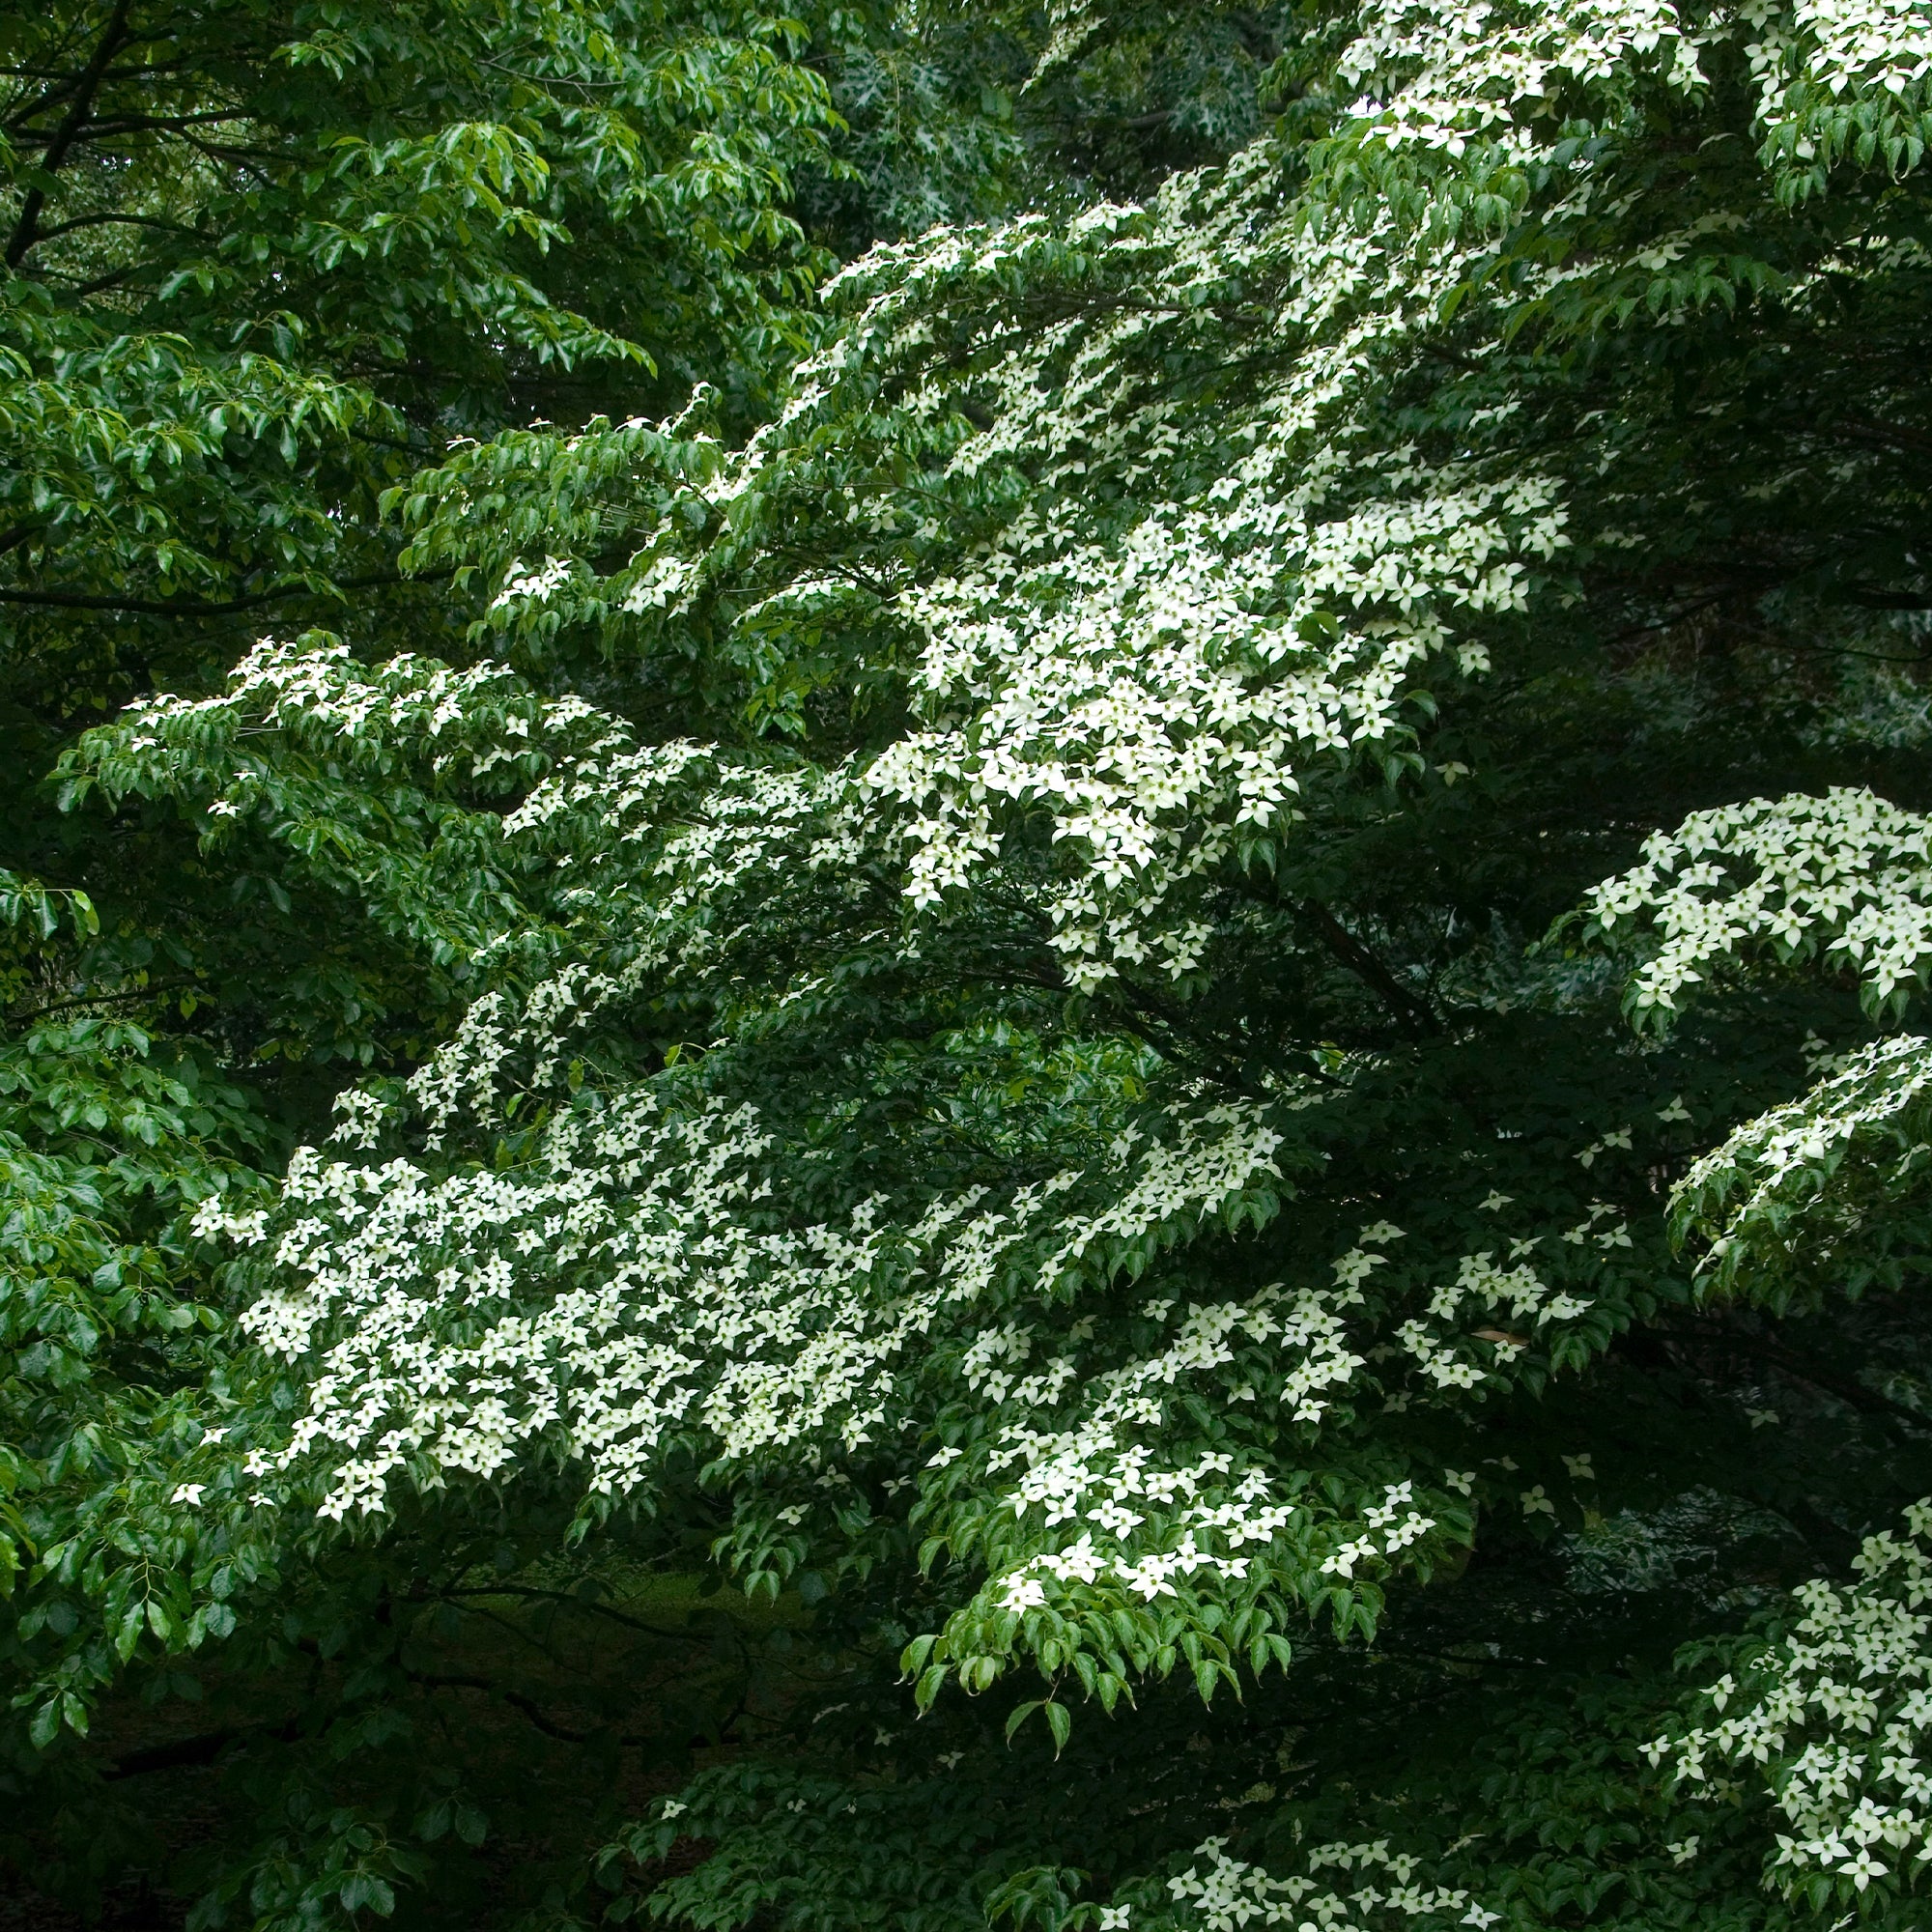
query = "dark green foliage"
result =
(11, 5, 1932, 1932)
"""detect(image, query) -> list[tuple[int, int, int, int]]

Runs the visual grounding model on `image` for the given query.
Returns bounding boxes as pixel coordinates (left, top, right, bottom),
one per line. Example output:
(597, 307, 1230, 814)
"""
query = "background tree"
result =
(0, 0, 846, 1290)
(0, 3, 839, 1917)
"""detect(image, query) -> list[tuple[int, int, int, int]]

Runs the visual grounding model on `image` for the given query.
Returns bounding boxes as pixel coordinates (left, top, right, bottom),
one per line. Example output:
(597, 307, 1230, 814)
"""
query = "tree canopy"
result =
(10, 4, 1932, 1932)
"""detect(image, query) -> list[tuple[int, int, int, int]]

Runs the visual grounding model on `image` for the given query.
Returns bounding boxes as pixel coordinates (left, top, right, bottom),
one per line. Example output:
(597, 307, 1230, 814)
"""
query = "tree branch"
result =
(403, 1668, 673, 1747)
(6, 0, 137, 269)
(1300, 900, 1440, 1037)
(1661, 1321, 1932, 1435)
(104, 1715, 302, 1779)
(20, 109, 250, 142)
(0, 568, 453, 618)
(431, 1581, 709, 1643)
(29, 211, 195, 245)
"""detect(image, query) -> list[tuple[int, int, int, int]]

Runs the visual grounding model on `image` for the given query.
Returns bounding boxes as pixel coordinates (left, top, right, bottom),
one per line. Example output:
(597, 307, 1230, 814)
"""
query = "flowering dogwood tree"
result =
(12, 2, 1932, 1929)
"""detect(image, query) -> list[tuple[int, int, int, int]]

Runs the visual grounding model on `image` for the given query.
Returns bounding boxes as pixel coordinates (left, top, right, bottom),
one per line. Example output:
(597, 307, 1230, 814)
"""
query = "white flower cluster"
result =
(1773, 0, 1932, 89)
(197, 1085, 1286, 1521)
(845, 157, 1560, 990)
(1336, 0, 1932, 174)
(1747, 0, 1932, 175)
(1659, 1499, 1932, 1896)
(398, 964, 635, 1148)
(502, 736, 868, 938)
(532, 93, 1576, 993)
(440, 4, 1932, 1010)
(1397, 1246, 1594, 1389)
(202, 945, 1616, 1662)
(1672, 1033, 1932, 1291)
(966, 1216, 1597, 1618)
(1152, 1834, 1499, 1932)
(1586, 788, 1932, 1013)
(1338, 0, 1710, 159)
(76, 636, 620, 980)
(992, 1462, 1309, 1613)
(98, 636, 601, 794)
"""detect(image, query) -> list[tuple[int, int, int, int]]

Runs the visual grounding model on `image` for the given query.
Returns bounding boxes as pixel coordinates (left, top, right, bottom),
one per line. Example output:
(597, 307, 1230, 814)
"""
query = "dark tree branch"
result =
(0, 568, 453, 618)
(104, 1715, 302, 1779)
(18, 108, 250, 141)
(410, 1669, 594, 1744)
(406, 1668, 670, 1748)
(6, 0, 138, 268)
(431, 1581, 710, 1643)
(1661, 1320, 1932, 1435)
(30, 211, 195, 244)
(1830, 415, 1932, 458)
(9, 978, 198, 1024)
(1109, 975, 1272, 1099)
(105, 1728, 244, 1778)
(1300, 900, 1440, 1037)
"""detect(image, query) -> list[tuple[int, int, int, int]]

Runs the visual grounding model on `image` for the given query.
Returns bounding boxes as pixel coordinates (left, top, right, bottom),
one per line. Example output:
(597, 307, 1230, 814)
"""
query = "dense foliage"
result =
(11, 3, 1932, 1931)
